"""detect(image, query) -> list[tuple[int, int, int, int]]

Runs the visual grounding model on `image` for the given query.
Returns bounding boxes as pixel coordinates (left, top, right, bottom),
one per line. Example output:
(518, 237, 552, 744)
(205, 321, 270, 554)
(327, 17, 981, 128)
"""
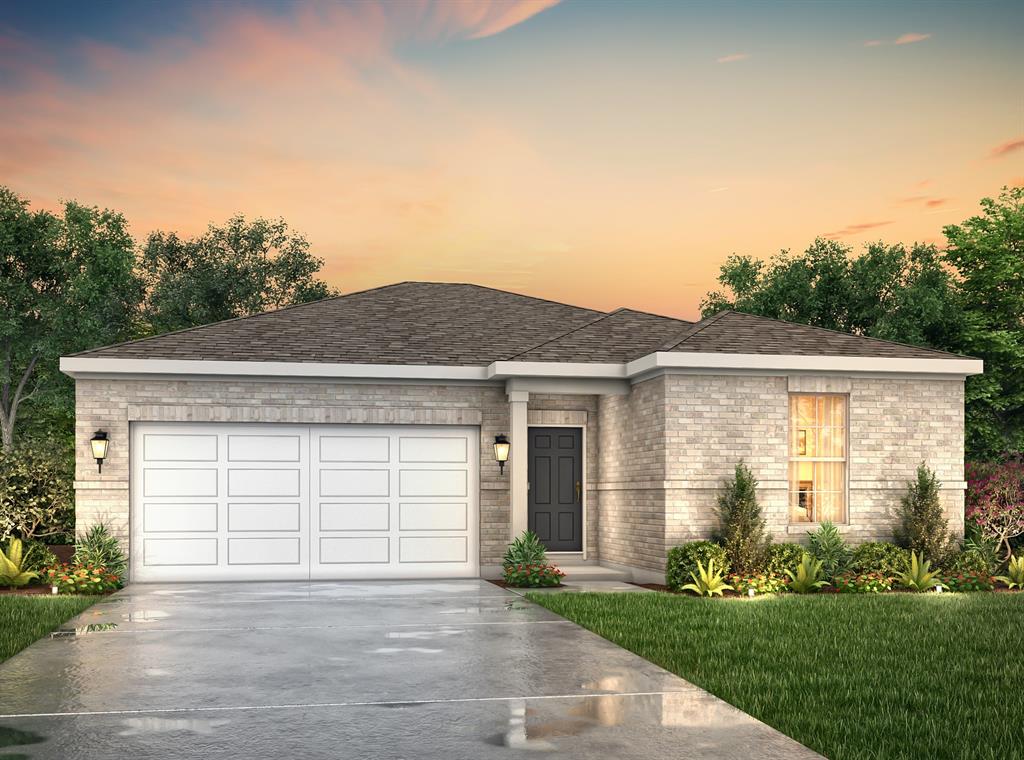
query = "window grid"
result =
(789, 394, 848, 524)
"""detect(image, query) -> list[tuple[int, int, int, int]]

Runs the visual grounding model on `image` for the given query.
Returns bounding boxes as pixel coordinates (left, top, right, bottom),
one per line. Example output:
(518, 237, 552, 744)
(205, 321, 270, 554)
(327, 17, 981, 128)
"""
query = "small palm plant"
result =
(503, 531, 547, 567)
(996, 554, 1024, 590)
(0, 538, 38, 588)
(786, 554, 829, 594)
(681, 559, 733, 597)
(898, 551, 945, 592)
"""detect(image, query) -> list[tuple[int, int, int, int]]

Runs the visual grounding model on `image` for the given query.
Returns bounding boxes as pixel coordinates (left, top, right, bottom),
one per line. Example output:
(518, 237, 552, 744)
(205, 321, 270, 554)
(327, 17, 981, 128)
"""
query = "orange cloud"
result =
(824, 221, 894, 239)
(894, 32, 931, 45)
(716, 53, 750, 63)
(865, 32, 931, 47)
(989, 137, 1024, 158)
(924, 198, 948, 208)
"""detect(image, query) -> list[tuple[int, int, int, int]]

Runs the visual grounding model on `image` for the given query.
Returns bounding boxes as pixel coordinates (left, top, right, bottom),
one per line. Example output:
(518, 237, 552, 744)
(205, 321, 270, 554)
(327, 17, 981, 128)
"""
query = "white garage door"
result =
(130, 423, 479, 582)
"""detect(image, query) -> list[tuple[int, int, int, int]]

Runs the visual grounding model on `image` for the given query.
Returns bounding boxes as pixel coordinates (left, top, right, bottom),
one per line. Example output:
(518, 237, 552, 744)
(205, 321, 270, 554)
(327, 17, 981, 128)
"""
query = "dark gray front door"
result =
(527, 427, 583, 552)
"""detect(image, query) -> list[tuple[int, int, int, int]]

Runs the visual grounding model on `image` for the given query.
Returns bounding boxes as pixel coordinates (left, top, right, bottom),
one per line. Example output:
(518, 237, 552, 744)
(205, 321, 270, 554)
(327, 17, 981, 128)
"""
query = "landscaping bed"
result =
(0, 595, 99, 662)
(526, 590, 1024, 760)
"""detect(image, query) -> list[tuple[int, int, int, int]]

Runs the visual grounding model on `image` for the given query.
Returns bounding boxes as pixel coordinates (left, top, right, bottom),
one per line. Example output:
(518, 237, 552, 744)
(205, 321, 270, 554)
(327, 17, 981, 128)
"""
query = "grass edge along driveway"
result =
(0, 596, 99, 663)
(526, 591, 1024, 760)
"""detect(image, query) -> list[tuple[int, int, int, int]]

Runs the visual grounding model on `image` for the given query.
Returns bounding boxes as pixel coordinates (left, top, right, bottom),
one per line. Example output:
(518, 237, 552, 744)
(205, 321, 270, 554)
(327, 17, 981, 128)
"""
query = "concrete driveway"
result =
(0, 580, 819, 758)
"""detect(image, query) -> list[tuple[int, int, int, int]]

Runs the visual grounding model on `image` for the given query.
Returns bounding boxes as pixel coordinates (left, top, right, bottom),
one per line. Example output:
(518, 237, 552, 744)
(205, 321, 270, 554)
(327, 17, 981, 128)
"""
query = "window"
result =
(789, 394, 847, 523)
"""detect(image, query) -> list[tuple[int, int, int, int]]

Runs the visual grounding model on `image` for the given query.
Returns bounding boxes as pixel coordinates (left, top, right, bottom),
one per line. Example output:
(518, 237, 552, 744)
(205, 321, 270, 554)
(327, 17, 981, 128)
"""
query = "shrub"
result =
(0, 443, 75, 543)
(807, 521, 851, 579)
(728, 572, 787, 595)
(894, 463, 954, 564)
(786, 554, 829, 594)
(503, 564, 564, 588)
(946, 548, 995, 576)
(965, 459, 1024, 563)
(0, 537, 37, 588)
(996, 555, 1024, 590)
(898, 551, 944, 592)
(713, 462, 770, 575)
(680, 559, 733, 597)
(833, 572, 893, 594)
(666, 541, 729, 591)
(503, 531, 547, 567)
(74, 524, 127, 578)
(21, 540, 59, 575)
(850, 542, 909, 577)
(941, 571, 996, 592)
(765, 543, 805, 577)
(42, 562, 121, 594)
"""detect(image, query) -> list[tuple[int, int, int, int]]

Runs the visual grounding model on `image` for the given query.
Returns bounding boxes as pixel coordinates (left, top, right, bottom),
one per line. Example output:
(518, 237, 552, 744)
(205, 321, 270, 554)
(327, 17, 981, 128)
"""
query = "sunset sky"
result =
(2, 0, 1022, 319)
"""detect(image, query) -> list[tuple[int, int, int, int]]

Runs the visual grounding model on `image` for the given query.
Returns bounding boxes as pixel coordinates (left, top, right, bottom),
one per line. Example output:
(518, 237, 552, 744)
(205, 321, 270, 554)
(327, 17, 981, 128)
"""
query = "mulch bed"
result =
(0, 586, 58, 596)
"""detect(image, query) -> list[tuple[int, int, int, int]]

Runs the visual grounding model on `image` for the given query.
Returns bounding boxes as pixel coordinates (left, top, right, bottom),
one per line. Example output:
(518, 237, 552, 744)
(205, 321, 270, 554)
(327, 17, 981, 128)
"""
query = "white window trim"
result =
(788, 392, 850, 526)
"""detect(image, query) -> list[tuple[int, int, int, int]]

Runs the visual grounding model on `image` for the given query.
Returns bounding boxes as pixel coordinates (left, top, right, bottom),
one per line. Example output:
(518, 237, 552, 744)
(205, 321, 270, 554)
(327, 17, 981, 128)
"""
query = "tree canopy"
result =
(701, 186, 1024, 461)
(140, 215, 338, 335)
(0, 188, 142, 450)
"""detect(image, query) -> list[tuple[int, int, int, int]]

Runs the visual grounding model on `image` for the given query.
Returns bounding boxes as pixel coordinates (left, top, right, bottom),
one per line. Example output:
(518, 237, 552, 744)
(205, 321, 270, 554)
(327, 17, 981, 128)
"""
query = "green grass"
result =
(526, 591, 1024, 760)
(0, 595, 99, 662)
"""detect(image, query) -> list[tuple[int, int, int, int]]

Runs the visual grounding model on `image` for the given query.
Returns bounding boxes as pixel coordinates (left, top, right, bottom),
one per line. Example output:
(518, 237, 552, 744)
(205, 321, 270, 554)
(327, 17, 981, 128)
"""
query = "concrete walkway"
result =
(0, 580, 820, 758)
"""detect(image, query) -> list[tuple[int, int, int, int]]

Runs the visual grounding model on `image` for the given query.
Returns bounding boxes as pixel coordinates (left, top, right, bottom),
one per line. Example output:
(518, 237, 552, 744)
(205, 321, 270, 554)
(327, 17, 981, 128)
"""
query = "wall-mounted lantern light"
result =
(493, 434, 510, 475)
(90, 430, 110, 473)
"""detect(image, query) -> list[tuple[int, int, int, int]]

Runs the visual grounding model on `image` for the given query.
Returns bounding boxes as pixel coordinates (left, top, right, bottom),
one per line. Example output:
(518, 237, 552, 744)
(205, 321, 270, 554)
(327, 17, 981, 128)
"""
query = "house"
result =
(60, 282, 982, 583)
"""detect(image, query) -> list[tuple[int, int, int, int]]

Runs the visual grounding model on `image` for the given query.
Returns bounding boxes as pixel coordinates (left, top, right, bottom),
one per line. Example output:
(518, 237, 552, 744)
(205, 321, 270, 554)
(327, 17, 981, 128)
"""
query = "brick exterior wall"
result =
(73, 378, 602, 570)
(73, 372, 966, 580)
(596, 372, 967, 577)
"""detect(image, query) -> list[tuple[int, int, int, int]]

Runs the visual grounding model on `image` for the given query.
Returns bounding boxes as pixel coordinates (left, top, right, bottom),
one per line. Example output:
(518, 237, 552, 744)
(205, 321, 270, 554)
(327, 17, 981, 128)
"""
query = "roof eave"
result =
(627, 352, 984, 377)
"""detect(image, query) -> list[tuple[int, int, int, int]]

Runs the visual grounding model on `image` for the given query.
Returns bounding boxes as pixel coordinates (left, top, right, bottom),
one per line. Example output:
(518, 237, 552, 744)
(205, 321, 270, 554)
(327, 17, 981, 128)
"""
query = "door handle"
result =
(575, 480, 581, 503)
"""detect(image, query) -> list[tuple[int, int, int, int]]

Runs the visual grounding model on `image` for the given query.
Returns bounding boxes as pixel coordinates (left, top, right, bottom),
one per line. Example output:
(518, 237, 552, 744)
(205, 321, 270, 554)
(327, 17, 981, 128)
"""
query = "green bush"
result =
(680, 559, 733, 597)
(894, 463, 954, 564)
(666, 541, 729, 591)
(714, 462, 770, 575)
(898, 552, 944, 592)
(21, 540, 59, 576)
(786, 554, 829, 594)
(833, 572, 893, 594)
(850, 542, 909, 577)
(765, 543, 805, 577)
(503, 564, 564, 588)
(0, 538, 37, 588)
(503, 530, 547, 567)
(941, 571, 995, 592)
(74, 524, 127, 579)
(0, 443, 75, 543)
(42, 562, 121, 594)
(807, 521, 851, 579)
(946, 548, 995, 576)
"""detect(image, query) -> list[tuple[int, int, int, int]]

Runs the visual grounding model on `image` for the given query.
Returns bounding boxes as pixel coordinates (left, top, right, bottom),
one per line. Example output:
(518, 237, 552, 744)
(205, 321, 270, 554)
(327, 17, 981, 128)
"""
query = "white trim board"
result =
(61, 352, 982, 383)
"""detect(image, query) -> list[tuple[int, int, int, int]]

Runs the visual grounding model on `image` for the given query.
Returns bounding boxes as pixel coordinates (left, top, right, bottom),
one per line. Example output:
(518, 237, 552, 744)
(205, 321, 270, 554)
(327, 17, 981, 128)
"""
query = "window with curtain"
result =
(789, 394, 847, 523)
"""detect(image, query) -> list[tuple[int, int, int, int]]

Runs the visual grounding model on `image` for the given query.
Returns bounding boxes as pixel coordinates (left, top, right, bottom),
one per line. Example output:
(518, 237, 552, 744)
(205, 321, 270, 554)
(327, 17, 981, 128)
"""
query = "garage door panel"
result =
(144, 468, 218, 498)
(400, 536, 467, 564)
(320, 468, 389, 497)
(144, 434, 218, 462)
(144, 538, 218, 566)
(319, 537, 390, 564)
(319, 436, 389, 463)
(228, 468, 300, 497)
(228, 537, 301, 565)
(228, 503, 301, 532)
(399, 502, 467, 531)
(228, 435, 301, 462)
(399, 437, 467, 463)
(399, 469, 467, 497)
(320, 502, 389, 531)
(144, 503, 217, 533)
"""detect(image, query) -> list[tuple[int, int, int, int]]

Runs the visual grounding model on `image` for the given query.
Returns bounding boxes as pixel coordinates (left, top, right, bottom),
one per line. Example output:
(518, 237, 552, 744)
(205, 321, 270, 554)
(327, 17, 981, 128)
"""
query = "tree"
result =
(894, 463, 954, 564)
(701, 238, 966, 349)
(943, 187, 1024, 459)
(140, 215, 338, 334)
(965, 459, 1024, 563)
(0, 187, 142, 450)
(713, 461, 771, 575)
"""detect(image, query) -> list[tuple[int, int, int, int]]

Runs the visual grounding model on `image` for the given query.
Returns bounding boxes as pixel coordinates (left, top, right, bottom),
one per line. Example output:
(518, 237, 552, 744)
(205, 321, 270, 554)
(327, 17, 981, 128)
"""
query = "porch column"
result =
(508, 389, 529, 539)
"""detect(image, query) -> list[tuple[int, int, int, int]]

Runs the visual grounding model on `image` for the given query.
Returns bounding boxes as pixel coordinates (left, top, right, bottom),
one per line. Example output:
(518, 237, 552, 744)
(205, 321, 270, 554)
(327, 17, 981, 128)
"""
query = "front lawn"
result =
(526, 591, 1024, 760)
(0, 596, 99, 663)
